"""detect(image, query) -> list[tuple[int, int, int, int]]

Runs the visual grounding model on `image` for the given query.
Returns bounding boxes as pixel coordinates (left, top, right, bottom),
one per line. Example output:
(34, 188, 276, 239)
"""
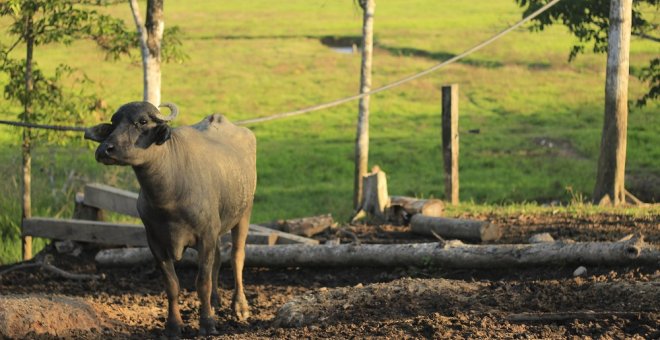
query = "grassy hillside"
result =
(0, 0, 658, 264)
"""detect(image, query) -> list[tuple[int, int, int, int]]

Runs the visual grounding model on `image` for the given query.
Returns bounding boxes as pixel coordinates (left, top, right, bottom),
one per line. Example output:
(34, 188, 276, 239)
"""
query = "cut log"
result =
(96, 234, 658, 268)
(389, 196, 444, 217)
(410, 215, 502, 242)
(95, 247, 204, 267)
(221, 230, 278, 245)
(263, 214, 334, 237)
(355, 166, 390, 222)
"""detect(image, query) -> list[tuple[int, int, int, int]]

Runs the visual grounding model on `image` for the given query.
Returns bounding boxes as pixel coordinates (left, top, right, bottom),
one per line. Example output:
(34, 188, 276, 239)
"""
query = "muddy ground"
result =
(0, 212, 658, 339)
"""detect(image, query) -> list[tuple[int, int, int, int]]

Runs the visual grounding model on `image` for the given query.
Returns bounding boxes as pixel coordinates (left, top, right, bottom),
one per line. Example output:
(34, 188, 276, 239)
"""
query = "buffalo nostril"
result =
(105, 144, 115, 154)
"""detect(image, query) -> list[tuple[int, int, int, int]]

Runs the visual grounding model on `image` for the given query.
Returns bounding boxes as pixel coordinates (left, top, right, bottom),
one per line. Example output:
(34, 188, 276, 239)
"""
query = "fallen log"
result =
(411, 215, 502, 242)
(221, 230, 278, 245)
(95, 234, 658, 268)
(389, 196, 444, 217)
(263, 214, 335, 237)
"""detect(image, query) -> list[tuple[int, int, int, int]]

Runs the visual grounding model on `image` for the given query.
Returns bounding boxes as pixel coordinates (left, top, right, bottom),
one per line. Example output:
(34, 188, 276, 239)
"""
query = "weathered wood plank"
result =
(83, 183, 139, 217)
(22, 218, 147, 246)
(249, 224, 319, 245)
(80, 183, 318, 245)
(23, 218, 302, 247)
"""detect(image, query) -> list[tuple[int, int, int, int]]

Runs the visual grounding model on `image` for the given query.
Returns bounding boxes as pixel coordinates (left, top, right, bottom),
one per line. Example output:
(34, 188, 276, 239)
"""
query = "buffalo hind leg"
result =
(158, 259, 183, 338)
(230, 209, 251, 321)
(210, 242, 222, 309)
(197, 238, 219, 336)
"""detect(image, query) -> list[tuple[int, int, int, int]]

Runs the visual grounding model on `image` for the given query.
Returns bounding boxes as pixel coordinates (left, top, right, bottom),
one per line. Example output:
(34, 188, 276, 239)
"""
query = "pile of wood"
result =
(19, 182, 660, 269)
(353, 167, 502, 242)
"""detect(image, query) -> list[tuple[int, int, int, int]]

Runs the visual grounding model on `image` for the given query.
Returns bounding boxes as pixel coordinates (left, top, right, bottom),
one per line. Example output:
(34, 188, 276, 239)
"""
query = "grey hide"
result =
(85, 101, 256, 337)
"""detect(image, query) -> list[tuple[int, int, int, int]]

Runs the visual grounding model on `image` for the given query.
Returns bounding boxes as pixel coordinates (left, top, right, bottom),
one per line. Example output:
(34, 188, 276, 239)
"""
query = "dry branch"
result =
(96, 234, 658, 268)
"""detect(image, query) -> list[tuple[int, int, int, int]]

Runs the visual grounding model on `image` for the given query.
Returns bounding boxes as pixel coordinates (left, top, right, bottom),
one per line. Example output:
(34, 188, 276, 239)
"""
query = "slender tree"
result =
(353, 0, 375, 211)
(128, 0, 185, 105)
(515, 0, 658, 205)
(593, 0, 632, 205)
(0, 0, 131, 260)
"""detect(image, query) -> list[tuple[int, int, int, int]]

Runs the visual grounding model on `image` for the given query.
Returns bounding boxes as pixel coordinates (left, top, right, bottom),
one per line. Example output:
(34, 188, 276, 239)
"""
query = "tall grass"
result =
(0, 0, 657, 264)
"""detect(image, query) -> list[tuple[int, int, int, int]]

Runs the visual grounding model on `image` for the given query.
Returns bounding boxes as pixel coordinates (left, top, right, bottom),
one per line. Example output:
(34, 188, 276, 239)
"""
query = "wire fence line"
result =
(0, 0, 561, 131)
(0, 119, 86, 132)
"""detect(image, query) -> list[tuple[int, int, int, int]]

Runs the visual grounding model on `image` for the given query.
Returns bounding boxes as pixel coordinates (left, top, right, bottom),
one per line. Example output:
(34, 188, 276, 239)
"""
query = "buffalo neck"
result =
(131, 132, 187, 207)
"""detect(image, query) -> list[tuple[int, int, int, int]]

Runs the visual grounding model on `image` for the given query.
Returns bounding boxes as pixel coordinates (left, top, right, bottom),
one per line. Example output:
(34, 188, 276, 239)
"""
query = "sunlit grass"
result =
(0, 0, 658, 264)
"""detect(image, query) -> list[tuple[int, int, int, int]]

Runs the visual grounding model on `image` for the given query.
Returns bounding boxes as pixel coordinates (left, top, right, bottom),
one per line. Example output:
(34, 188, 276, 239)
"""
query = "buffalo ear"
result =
(153, 124, 171, 145)
(84, 123, 114, 143)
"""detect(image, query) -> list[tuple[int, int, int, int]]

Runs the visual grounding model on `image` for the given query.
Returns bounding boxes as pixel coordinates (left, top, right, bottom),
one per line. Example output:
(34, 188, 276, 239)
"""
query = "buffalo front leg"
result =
(230, 210, 251, 321)
(158, 259, 183, 338)
(196, 239, 218, 336)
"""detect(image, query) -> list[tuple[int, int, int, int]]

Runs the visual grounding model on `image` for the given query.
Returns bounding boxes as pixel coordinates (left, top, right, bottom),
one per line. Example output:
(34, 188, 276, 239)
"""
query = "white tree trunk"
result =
(593, 0, 632, 205)
(353, 0, 375, 209)
(128, 0, 163, 106)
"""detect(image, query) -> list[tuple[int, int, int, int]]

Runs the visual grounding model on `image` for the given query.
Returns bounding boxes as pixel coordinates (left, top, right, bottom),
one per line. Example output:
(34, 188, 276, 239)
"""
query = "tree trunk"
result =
(21, 14, 35, 261)
(96, 234, 658, 268)
(410, 215, 502, 242)
(129, 0, 163, 105)
(593, 0, 632, 206)
(353, 0, 375, 210)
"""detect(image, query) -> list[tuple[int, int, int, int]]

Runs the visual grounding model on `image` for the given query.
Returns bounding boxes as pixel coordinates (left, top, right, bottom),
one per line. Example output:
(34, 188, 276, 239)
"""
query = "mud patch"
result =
(0, 294, 107, 338)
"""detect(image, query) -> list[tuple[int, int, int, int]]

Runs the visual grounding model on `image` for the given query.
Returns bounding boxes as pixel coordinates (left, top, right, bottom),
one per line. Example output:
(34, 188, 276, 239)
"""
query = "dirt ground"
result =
(0, 212, 658, 339)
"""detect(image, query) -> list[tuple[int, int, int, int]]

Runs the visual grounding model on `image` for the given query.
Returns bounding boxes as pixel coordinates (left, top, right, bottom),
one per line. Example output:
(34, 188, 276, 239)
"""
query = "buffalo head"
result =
(85, 101, 178, 166)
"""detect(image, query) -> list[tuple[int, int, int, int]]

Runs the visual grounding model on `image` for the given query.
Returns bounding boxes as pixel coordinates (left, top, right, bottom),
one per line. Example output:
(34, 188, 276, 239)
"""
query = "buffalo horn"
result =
(155, 102, 179, 121)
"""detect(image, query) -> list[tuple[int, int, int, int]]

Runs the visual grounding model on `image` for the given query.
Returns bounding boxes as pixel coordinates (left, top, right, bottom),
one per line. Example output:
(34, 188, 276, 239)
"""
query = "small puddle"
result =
(320, 36, 362, 54)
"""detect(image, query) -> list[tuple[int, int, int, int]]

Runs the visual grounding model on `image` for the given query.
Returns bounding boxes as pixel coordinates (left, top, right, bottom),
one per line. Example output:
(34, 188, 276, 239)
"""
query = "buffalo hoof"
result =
(232, 296, 251, 322)
(163, 321, 182, 339)
(199, 317, 218, 336)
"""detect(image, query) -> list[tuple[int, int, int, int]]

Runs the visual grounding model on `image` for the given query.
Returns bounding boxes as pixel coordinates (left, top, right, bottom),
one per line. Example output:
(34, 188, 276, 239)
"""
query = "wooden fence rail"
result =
(22, 183, 318, 247)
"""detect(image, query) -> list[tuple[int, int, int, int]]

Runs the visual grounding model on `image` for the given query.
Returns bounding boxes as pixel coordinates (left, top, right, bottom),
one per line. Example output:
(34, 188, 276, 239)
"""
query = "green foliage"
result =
(515, 0, 659, 106)
(0, 0, 135, 146)
(0, 0, 657, 264)
(634, 57, 658, 106)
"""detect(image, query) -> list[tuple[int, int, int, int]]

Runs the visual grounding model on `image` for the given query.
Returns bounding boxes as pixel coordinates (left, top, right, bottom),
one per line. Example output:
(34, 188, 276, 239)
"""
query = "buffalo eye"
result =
(139, 118, 148, 125)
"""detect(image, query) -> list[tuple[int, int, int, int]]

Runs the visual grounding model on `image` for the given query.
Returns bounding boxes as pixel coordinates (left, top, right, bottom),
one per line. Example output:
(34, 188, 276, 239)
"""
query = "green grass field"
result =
(0, 0, 658, 264)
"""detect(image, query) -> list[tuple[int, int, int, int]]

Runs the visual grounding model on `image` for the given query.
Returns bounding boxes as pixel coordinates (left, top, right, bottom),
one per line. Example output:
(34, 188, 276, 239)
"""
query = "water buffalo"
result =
(85, 101, 256, 337)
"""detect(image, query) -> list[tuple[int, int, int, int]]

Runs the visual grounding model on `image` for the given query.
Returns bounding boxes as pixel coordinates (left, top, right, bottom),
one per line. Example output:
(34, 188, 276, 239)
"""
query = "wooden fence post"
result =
(353, 0, 376, 210)
(442, 84, 459, 205)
